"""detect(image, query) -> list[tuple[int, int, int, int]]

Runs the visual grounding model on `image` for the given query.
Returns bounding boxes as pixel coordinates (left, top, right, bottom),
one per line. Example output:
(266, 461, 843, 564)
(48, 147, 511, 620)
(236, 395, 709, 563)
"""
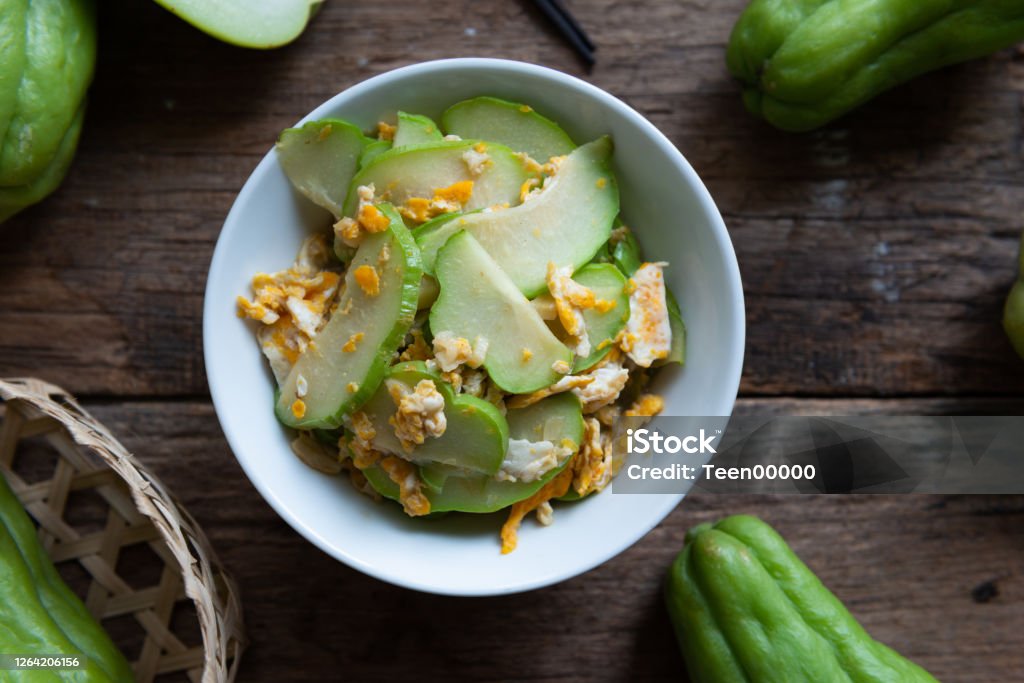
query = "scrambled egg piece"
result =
(519, 177, 541, 203)
(506, 353, 625, 412)
(342, 332, 364, 353)
(399, 180, 474, 223)
(386, 378, 447, 452)
(506, 374, 594, 409)
(620, 262, 672, 367)
(624, 393, 665, 418)
(543, 155, 567, 175)
(500, 465, 574, 554)
(432, 331, 488, 372)
(460, 368, 487, 397)
(353, 264, 380, 296)
(496, 438, 574, 483)
(347, 411, 381, 469)
(237, 234, 340, 384)
(377, 121, 396, 141)
(346, 416, 432, 516)
(358, 203, 390, 233)
(462, 144, 492, 176)
(573, 359, 629, 413)
(379, 455, 431, 516)
(516, 154, 566, 205)
(546, 262, 597, 358)
(335, 184, 385, 248)
(572, 417, 614, 497)
(515, 152, 543, 175)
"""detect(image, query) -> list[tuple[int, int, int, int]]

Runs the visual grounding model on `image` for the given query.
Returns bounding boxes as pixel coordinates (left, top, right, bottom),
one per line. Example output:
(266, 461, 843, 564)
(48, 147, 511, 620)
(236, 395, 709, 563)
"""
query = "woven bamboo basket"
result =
(0, 378, 245, 682)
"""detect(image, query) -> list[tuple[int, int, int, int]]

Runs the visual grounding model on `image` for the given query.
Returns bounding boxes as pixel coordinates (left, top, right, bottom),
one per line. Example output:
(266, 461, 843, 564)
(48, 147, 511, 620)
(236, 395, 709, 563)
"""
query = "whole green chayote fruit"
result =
(0, 0, 96, 223)
(727, 0, 1024, 132)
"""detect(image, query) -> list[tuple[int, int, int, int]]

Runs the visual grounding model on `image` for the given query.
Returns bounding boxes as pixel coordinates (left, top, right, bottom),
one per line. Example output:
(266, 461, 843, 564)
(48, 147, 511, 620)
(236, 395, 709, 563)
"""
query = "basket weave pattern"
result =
(0, 378, 245, 682)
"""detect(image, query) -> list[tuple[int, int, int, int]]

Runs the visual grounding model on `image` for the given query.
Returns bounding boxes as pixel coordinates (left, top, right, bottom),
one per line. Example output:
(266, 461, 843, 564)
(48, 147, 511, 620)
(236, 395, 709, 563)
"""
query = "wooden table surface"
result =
(2, 1, 1023, 680)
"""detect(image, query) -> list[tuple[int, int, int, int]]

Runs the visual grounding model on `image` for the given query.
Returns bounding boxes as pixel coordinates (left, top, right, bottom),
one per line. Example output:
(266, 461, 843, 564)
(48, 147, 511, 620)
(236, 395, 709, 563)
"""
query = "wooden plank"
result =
(1, 1, 1023, 397)
(66, 399, 1023, 682)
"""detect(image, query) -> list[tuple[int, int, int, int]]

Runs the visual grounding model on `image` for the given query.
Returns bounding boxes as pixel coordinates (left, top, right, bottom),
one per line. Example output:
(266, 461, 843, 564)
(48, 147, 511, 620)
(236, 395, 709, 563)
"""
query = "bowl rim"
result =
(203, 57, 746, 595)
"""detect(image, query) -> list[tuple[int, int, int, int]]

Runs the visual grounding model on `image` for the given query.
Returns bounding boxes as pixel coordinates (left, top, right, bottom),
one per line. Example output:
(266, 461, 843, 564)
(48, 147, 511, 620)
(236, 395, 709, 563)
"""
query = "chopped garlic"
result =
(535, 501, 554, 526)
(462, 146, 492, 176)
(296, 374, 308, 398)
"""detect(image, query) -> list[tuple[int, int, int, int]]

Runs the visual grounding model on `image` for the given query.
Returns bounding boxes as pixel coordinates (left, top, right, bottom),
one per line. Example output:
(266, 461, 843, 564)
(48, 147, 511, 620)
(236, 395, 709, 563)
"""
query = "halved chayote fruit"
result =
(365, 392, 584, 514)
(571, 263, 630, 373)
(276, 118, 372, 219)
(393, 112, 442, 148)
(356, 361, 508, 475)
(442, 96, 576, 163)
(275, 203, 421, 429)
(430, 230, 572, 394)
(415, 137, 618, 296)
(341, 139, 534, 217)
(152, 0, 322, 49)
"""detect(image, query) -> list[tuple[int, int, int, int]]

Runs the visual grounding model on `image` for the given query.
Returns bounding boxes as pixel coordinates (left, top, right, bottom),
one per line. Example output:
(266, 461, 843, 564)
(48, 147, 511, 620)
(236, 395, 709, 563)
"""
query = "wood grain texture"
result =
(82, 399, 1024, 683)
(1, 0, 1023, 397)
(1, 0, 1024, 680)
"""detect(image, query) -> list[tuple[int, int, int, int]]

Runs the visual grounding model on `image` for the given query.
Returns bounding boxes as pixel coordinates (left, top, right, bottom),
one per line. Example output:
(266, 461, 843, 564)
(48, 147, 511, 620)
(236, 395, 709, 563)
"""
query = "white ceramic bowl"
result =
(204, 58, 744, 596)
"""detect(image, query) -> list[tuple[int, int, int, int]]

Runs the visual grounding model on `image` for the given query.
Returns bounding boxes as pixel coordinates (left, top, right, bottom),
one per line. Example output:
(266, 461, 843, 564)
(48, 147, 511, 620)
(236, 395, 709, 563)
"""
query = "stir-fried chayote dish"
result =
(237, 97, 685, 552)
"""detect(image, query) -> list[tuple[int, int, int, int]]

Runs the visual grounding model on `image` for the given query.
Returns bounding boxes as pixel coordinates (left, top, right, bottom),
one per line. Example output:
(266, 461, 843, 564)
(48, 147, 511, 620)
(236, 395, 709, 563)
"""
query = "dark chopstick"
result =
(531, 0, 596, 66)
(547, 0, 595, 51)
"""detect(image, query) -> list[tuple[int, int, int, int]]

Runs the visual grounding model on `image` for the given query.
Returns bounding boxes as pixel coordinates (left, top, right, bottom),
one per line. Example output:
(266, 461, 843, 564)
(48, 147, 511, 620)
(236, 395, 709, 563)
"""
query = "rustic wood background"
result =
(2, 0, 1023, 680)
